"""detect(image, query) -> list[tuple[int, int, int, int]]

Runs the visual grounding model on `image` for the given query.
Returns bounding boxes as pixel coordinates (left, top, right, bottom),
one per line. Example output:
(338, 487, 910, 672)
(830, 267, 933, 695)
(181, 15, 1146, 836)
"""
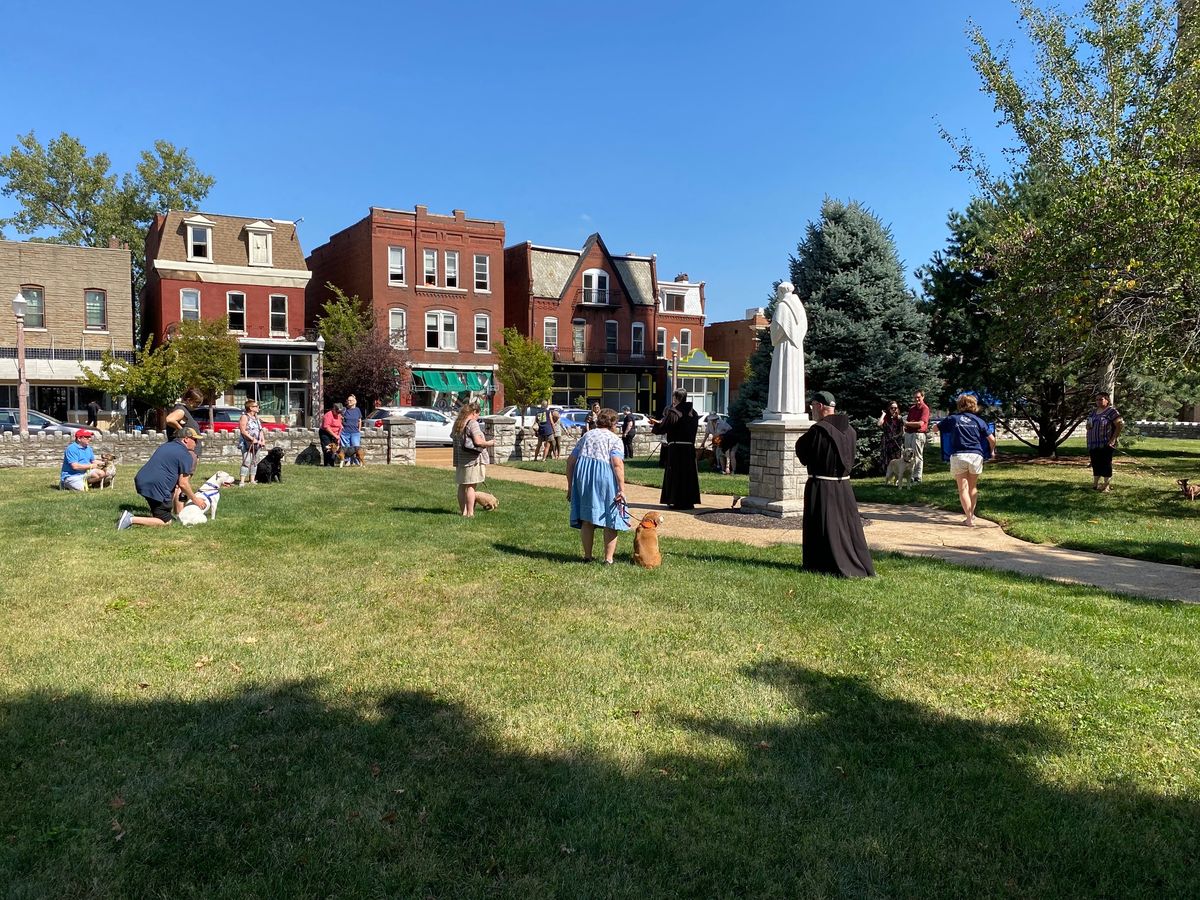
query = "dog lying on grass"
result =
(255, 447, 284, 484)
(178, 471, 235, 525)
(1178, 478, 1200, 500)
(885, 447, 918, 489)
(632, 511, 665, 569)
(474, 491, 499, 511)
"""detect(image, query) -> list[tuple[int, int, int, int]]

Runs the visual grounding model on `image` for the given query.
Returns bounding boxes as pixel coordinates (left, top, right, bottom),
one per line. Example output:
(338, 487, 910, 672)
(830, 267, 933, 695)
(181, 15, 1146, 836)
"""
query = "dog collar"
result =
(640, 520, 659, 529)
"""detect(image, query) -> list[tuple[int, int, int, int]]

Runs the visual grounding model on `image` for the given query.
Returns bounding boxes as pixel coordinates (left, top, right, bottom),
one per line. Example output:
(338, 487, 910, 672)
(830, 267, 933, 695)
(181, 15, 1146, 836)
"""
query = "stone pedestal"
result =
(741, 416, 812, 518)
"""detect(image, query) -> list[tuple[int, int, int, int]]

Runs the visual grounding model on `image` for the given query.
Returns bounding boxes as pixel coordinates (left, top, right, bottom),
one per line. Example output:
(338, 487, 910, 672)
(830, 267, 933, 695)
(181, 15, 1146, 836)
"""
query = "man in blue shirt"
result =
(61, 429, 103, 491)
(118, 428, 207, 529)
(340, 394, 363, 466)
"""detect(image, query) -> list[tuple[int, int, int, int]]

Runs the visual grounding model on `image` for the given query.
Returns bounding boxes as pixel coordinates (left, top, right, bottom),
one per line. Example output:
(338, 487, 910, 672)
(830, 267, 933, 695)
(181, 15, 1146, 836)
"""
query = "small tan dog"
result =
(474, 491, 499, 510)
(85, 453, 118, 491)
(632, 511, 665, 569)
(1178, 479, 1200, 500)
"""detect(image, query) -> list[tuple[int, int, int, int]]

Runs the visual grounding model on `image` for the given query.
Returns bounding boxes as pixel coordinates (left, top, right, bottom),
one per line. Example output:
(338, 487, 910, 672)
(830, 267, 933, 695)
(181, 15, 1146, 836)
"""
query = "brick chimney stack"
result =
(674, 273, 688, 282)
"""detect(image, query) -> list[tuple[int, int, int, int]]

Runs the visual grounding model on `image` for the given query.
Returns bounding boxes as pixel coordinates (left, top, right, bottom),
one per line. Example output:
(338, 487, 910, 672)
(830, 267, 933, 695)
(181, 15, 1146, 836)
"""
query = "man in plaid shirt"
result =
(1085, 392, 1124, 493)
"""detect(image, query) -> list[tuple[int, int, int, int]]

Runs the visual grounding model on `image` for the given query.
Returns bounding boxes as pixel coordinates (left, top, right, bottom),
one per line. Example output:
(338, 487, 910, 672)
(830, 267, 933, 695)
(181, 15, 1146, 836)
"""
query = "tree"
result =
(77, 338, 184, 426)
(493, 328, 553, 409)
(325, 329, 409, 410)
(314, 283, 371, 384)
(171, 318, 241, 427)
(0, 131, 214, 294)
(945, 0, 1200, 383)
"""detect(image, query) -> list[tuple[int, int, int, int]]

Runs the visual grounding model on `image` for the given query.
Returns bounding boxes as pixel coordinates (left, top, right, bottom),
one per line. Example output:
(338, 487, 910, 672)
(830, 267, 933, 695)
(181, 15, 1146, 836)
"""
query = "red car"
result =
(192, 406, 289, 433)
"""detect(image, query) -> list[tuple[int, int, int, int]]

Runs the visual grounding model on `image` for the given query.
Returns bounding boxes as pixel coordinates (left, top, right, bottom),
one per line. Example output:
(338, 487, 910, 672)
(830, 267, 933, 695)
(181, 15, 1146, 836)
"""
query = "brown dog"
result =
(475, 491, 499, 510)
(632, 511, 665, 569)
(1178, 479, 1200, 500)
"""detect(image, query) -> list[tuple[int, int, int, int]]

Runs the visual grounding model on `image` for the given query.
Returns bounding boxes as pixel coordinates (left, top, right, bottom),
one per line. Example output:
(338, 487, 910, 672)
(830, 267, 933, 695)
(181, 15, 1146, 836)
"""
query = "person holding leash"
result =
(237, 399, 266, 487)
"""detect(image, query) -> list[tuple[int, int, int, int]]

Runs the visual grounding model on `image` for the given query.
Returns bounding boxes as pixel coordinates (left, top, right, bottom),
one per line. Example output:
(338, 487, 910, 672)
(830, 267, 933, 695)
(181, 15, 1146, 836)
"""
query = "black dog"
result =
(255, 447, 284, 484)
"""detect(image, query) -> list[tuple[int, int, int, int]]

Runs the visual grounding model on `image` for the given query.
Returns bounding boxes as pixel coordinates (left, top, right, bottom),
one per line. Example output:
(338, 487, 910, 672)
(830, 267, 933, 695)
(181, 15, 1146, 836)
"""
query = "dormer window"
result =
(582, 269, 609, 304)
(183, 215, 216, 262)
(246, 221, 276, 267)
(662, 292, 685, 312)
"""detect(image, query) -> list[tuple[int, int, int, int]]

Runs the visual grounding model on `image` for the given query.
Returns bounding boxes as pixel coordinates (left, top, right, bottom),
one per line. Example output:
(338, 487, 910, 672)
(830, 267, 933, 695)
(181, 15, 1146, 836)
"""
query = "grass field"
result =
(516, 437, 1200, 566)
(1, 464, 1198, 898)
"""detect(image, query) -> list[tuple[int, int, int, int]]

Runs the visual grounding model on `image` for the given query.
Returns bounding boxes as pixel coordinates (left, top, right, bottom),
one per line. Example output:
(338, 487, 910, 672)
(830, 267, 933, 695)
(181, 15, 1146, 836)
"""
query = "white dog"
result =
(177, 471, 235, 525)
(885, 448, 918, 489)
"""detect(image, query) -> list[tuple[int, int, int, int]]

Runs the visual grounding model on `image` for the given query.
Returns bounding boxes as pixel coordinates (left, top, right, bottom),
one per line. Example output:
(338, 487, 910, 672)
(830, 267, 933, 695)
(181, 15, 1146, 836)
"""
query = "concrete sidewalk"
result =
(422, 451, 1199, 604)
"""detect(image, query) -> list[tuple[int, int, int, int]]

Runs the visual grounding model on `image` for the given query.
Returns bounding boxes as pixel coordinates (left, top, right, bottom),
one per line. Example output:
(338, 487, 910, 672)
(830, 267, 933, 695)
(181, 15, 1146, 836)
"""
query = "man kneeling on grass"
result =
(117, 427, 207, 530)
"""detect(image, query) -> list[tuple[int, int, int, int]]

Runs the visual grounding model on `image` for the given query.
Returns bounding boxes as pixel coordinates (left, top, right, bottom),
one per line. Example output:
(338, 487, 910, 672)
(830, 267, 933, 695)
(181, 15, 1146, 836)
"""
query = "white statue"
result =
(765, 281, 808, 418)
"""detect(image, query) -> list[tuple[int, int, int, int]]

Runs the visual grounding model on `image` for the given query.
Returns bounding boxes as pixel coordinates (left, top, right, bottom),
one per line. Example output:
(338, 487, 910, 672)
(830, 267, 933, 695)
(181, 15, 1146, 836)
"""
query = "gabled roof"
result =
(152, 210, 308, 270)
(526, 233, 655, 306)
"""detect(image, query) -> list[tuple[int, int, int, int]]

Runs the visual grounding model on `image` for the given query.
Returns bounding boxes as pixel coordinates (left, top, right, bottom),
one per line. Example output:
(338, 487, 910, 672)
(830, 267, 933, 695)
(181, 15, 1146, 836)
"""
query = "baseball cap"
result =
(74, 429, 93, 439)
(178, 426, 202, 441)
(811, 391, 836, 407)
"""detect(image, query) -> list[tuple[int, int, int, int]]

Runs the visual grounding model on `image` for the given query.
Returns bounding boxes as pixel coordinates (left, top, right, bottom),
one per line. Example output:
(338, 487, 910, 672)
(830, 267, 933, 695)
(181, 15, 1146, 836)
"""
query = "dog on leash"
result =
(885, 447, 918, 489)
(632, 511, 665, 569)
(1178, 478, 1200, 500)
(85, 453, 118, 491)
(178, 471, 235, 525)
(255, 447, 285, 484)
(474, 491, 499, 511)
(337, 445, 365, 468)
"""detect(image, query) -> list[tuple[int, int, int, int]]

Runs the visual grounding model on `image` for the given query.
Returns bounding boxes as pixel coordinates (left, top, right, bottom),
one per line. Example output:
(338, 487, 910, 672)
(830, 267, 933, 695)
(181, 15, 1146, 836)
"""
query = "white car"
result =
(364, 407, 453, 445)
(498, 405, 549, 429)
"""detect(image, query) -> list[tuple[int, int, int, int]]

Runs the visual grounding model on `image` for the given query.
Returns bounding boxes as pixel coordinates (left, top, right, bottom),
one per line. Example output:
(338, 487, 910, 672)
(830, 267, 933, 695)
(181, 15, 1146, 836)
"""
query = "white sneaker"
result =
(117, 510, 133, 531)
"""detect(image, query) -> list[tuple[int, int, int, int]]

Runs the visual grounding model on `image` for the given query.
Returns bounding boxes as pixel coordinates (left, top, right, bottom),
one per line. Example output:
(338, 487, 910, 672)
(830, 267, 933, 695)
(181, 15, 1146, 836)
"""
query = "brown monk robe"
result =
(794, 391, 875, 578)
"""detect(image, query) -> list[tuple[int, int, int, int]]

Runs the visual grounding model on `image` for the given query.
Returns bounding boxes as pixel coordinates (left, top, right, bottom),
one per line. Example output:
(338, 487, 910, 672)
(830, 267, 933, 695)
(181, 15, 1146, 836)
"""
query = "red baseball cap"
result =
(75, 429, 94, 439)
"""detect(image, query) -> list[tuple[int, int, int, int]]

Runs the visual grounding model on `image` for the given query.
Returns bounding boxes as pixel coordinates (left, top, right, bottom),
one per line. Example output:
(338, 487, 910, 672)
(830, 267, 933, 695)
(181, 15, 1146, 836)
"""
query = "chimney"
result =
(674, 273, 688, 282)
(108, 235, 119, 250)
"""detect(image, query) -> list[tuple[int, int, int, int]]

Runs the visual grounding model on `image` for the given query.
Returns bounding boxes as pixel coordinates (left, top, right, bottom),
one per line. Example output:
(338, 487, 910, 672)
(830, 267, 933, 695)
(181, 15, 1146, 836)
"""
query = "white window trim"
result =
(543, 317, 558, 349)
(662, 292, 686, 313)
(425, 309, 457, 351)
(246, 221, 275, 268)
(604, 319, 619, 354)
(474, 313, 490, 353)
(656, 327, 667, 358)
(572, 318, 586, 352)
(474, 253, 490, 292)
(582, 268, 610, 304)
(423, 249, 438, 286)
(180, 288, 201, 322)
(445, 250, 459, 289)
(226, 291, 248, 334)
(269, 294, 288, 336)
(631, 322, 645, 357)
(388, 246, 406, 286)
(389, 308, 408, 348)
(183, 215, 216, 263)
(84, 289, 108, 331)
(679, 328, 692, 357)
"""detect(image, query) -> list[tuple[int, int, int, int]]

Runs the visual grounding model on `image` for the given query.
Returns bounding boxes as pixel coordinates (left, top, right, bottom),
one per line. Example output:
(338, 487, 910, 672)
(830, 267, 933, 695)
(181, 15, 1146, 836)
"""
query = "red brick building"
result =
(505, 234, 659, 412)
(306, 206, 505, 409)
(704, 307, 769, 407)
(657, 274, 729, 414)
(143, 211, 317, 424)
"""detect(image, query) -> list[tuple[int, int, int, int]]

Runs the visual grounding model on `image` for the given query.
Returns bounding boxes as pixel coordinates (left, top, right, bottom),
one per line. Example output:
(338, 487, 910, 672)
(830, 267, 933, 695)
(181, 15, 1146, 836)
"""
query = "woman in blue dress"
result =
(567, 407, 629, 564)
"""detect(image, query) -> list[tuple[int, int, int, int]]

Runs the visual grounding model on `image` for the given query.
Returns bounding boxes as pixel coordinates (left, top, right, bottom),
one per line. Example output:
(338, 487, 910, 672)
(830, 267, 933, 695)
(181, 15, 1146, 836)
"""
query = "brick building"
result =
(505, 234, 660, 413)
(143, 211, 317, 424)
(1, 239, 135, 427)
(657, 274, 728, 414)
(704, 307, 769, 407)
(306, 205, 506, 410)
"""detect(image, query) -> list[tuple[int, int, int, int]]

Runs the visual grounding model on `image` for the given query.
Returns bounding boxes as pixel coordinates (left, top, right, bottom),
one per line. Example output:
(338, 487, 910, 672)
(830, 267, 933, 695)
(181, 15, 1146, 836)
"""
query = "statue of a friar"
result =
(765, 281, 808, 418)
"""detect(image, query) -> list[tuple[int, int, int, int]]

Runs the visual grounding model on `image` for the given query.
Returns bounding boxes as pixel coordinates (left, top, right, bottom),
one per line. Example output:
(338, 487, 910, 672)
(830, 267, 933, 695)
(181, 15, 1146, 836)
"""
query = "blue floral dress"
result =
(569, 429, 630, 531)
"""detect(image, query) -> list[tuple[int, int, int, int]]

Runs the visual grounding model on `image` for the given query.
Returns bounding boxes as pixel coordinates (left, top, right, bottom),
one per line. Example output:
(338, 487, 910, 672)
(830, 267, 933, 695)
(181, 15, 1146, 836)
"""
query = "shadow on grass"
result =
(3, 670, 1195, 897)
(391, 506, 459, 515)
(492, 542, 591, 565)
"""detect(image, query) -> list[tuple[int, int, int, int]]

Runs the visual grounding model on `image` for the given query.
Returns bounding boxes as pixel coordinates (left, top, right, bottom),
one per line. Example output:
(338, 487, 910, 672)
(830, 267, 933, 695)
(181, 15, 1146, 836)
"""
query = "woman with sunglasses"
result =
(877, 401, 905, 475)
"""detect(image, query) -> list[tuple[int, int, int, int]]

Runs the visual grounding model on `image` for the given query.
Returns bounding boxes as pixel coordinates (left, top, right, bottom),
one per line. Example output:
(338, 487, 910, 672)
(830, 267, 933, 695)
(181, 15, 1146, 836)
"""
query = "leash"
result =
(611, 495, 631, 526)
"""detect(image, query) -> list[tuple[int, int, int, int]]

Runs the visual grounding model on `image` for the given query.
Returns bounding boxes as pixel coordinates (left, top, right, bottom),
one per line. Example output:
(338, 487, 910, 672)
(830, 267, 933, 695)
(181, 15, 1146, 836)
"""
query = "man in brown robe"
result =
(651, 388, 701, 510)
(795, 391, 875, 578)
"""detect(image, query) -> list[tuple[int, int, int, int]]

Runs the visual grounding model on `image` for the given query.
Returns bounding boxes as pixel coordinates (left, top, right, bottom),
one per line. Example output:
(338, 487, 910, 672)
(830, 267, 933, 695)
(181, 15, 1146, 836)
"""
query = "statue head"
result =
(775, 281, 795, 300)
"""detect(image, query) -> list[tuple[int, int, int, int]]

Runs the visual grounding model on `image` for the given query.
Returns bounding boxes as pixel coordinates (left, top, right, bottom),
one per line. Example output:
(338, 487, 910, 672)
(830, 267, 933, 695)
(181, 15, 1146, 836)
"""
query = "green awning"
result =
(413, 370, 490, 392)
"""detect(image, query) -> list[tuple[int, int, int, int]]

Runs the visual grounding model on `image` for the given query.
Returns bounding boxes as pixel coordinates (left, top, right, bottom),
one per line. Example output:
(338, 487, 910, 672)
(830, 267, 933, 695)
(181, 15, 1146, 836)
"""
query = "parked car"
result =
(0, 408, 93, 435)
(498, 405, 548, 429)
(364, 407, 453, 445)
(192, 406, 289, 433)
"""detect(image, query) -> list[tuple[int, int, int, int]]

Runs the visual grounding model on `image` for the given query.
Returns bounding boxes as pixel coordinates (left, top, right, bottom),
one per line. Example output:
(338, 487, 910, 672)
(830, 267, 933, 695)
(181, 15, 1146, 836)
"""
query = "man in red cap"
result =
(60, 430, 104, 491)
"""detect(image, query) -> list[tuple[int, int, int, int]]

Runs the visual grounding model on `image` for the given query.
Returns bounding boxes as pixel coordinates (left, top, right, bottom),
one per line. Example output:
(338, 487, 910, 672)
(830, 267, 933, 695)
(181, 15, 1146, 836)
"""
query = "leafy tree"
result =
(0, 131, 214, 294)
(493, 328, 553, 409)
(314, 283, 371, 385)
(325, 329, 409, 410)
(77, 338, 184, 426)
(171, 318, 241, 427)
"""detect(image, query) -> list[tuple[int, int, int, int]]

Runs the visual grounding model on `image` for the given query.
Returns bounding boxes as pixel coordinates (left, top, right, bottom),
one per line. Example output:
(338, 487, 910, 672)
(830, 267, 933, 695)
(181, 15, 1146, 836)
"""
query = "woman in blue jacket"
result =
(934, 394, 997, 527)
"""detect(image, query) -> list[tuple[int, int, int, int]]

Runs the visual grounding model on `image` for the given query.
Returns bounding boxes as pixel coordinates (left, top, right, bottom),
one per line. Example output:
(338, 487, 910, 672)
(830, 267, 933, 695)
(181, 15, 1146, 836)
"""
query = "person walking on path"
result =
(1086, 392, 1124, 492)
(903, 389, 930, 483)
(795, 391, 875, 578)
(651, 388, 701, 510)
(237, 400, 266, 487)
(452, 400, 495, 517)
(566, 407, 630, 564)
(621, 406, 636, 461)
(877, 401, 905, 474)
(933, 394, 996, 527)
(118, 428, 206, 529)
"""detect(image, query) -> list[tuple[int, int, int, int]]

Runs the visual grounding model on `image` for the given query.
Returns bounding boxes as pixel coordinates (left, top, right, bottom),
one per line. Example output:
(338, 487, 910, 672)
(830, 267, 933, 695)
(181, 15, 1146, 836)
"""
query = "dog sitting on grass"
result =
(1178, 478, 1200, 500)
(632, 511, 665, 569)
(255, 447, 284, 484)
(85, 453, 118, 491)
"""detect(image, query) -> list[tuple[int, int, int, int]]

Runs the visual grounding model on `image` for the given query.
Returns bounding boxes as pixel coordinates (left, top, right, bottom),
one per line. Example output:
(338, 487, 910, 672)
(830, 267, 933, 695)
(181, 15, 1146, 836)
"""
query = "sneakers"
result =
(117, 510, 133, 531)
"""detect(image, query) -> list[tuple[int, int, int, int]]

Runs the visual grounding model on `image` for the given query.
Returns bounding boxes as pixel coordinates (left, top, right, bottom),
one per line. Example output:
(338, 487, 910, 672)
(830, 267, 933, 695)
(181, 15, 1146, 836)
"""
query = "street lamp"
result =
(314, 334, 326, 424)
(11, 291, 29, 436)
(670, 336, 680, 400)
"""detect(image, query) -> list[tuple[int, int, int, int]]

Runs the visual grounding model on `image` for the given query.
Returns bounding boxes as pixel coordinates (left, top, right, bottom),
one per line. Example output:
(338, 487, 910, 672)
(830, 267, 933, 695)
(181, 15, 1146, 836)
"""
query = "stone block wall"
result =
(484, 417, 690, 463)
(1132, 421, 1200, 439)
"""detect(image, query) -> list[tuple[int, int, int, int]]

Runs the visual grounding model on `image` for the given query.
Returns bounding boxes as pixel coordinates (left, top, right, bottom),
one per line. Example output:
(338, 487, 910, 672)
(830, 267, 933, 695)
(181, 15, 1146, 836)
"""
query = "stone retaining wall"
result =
(483, 417, 695, 463)
(1132, 421, 1200, 439)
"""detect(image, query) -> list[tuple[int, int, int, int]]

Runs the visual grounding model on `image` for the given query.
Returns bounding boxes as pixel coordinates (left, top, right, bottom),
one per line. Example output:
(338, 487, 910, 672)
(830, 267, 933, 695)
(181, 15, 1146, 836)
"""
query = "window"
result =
(445, 251, 459, 288)
(582, 269, 609, 304)
(425, 311, 456, 350)
(474, 254, 490, 291)
(680, 329, 692, 357)
(181, 288, 201, 321)
(249, 231, 273, 266)
(19, 286, 45, 328)
(388, 308, 407, 348)
(474, 314, 490, 351)
(631, 322, 645, 356)
(656, 327, 667, 358)
(663, 292, 685, 312)
(85, 289, 107, 330)
(270, 295, 288, 334)
(187, 224, 212, 261)
(543, 317, 558, 349)
(605, 320, 618, 353)
(388, 246, 406, 285)
(423, 249, 437, 286)
(227, 292, 246, 331)
(572, 319, 585, 354)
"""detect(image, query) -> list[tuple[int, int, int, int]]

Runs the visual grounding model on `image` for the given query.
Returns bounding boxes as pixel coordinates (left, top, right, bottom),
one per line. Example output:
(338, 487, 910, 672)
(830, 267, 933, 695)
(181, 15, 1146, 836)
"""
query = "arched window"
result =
(543, 317, 558, 349)
(389, 308, 407, 348)
(19, 285, 45, 328)
(425, 310, 456, 350)
(581, 269, 609, 304)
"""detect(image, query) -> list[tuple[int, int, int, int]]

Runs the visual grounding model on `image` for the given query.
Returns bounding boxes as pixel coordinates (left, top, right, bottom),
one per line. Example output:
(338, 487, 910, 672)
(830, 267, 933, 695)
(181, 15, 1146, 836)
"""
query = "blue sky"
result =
(1, 0, 1040, 322)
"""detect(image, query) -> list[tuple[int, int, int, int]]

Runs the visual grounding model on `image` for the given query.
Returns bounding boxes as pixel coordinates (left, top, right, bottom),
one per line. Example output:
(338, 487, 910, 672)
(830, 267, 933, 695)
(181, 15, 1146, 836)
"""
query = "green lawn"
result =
(511, 455, 750, 497)
(1, 465, 1197, 898)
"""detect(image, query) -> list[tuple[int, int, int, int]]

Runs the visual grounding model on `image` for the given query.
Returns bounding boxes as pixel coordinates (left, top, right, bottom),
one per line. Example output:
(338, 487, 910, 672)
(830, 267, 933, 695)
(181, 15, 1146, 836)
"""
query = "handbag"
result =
(462, 422, 481, 453)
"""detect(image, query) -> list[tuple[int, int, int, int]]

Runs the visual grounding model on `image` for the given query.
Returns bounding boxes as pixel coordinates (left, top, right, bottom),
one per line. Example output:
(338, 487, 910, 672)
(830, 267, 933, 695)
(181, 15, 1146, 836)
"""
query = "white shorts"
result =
(61, 474, 88, 491)
(949, 453, 984, 476)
